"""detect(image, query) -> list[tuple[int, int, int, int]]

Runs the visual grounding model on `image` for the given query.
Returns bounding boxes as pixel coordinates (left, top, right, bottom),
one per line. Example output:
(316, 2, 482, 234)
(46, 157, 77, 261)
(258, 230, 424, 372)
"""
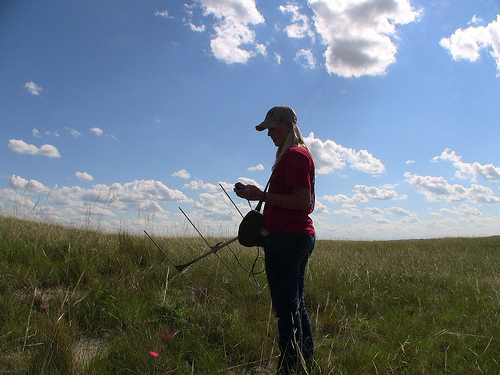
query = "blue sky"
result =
(1, 0, 500, 240)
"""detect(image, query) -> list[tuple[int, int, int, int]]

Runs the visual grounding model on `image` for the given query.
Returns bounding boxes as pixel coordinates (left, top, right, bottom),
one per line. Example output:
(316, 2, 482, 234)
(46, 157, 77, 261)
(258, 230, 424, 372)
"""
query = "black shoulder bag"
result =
(237, 176, 271, 247)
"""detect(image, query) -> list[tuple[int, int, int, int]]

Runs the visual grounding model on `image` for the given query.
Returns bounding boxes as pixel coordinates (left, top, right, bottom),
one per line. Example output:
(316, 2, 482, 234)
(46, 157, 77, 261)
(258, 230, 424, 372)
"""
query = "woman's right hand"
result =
(234, 184, 264, 201)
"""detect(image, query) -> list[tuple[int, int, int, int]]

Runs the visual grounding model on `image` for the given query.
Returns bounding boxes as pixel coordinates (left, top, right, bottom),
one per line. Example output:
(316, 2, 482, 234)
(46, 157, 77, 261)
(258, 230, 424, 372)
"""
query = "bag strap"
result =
(255, 174, 272, 212)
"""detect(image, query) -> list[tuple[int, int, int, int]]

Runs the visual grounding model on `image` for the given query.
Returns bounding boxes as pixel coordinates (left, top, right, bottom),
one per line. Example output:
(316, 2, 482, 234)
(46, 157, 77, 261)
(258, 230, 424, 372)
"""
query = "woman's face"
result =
(267, 122, 290, 147)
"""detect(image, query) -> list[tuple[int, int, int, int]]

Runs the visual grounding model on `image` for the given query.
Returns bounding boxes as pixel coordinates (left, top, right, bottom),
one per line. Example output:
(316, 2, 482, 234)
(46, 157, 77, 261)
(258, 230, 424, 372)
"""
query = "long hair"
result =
(272, 122, 310, 171)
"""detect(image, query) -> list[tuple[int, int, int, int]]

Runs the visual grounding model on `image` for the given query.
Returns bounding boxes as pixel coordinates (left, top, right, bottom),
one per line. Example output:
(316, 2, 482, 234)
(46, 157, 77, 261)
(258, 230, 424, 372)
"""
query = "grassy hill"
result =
(1, 215, 500, 374)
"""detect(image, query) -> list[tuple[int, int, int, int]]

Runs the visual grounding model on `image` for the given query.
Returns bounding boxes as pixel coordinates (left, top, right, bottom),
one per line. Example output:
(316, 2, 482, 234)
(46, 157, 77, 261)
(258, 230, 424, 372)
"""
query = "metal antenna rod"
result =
(143, 230, 178, 266)
(174, 236, 239, 272)
(219, 182, 244, 218)
(178, 207, 239, 276)
(179, 207, 211, 247)
(143, 230, 208, 298)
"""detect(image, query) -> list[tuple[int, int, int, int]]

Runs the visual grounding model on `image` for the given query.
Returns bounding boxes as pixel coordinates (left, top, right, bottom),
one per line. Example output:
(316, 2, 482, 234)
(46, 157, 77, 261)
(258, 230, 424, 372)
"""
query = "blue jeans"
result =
(264, 232, 315, 373)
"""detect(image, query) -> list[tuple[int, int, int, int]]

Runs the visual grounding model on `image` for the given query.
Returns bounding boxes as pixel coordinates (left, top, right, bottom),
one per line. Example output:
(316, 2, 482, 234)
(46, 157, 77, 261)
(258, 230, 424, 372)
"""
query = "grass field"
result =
(1, 215, 500, 374)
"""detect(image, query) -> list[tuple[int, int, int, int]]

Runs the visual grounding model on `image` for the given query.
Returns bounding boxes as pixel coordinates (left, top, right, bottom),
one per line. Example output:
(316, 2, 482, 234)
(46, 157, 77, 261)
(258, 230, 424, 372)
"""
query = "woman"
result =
(235, 105, 316, 374)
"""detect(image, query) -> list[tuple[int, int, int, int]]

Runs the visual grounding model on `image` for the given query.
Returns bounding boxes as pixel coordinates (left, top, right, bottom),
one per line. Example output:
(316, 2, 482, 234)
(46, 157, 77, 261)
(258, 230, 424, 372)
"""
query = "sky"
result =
(1, 0, 500, 240)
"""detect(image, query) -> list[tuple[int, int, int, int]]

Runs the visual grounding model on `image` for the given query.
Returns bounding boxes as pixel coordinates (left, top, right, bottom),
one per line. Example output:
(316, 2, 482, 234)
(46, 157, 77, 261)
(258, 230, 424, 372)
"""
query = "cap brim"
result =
(255, 120, 278, 131)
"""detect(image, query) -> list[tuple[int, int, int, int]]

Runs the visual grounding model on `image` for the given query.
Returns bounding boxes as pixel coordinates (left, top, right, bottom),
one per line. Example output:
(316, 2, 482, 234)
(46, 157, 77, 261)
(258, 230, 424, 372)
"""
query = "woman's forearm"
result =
(263, 188, 311, 211)
(235, 184, 311, 211)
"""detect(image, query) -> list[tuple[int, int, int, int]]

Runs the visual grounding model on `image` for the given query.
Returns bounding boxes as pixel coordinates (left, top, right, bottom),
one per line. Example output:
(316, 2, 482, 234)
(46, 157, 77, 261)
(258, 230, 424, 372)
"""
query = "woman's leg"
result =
(298, 235, 315, 361)
(265, 233, 315, 373)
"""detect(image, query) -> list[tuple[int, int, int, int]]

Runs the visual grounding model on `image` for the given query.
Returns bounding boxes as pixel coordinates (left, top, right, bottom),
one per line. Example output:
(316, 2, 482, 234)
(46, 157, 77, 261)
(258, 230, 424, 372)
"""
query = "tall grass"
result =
(1, 215, 499, 374)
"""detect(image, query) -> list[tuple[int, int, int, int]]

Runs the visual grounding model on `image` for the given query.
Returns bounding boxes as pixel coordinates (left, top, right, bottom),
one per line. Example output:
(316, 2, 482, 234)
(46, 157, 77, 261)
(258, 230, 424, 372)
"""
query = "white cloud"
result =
(304, 132, 385, 175)
(76, 180, 188, 209)
(183, 0, 421, 76)
(255, 43, 267, 56)
(313, 199, 329, 214)
(89, 127, 116, 139)
(236, 177, 263, 189)
(0, 188, 38, 209)
(189, 22, 206, 32)
(364, 205, 417, 224)
(323, 193, 350, 203)
(194, 0, 265, 64)
(172, 169, 191, 179)
(247, 164, 264, 171)
(295, 48, 316, 68)
(24, 81, 43, 96)
(76, 171, 94, 181)
(65, 127, 82, 137)
(334, 204, 363, 218)
(155, 10, 173, 19)
(199, 0, 263, 23)
(440, 15, 500, 76)
(405, 160, 415, 165)
(3, 176, 192, 228)
(90, 127, 103, 136)
(280, 4, 315, 40)
(210, 16, 263, 63)
(469, 15, 484, 26)
(10, 175, 51, 193)
(309, 0, 420, 77)
(440, 203, 481, 216)
(324, 184, 406, 203)
(366, 206, 412, 217)
(193, 192, 230, 214)
(404, 172, 500, 204)
(320, 213, 500, 240)
(8, 139, 61, 158)
(10, 175, 29, 189)
(372, 216, 391, 224)
(33, 128, 59, 138)
(113, 180, 190, 203)
(184, 179, 219, 192)
(355, 185, 406, 200)
(432, 148, 500, 182)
